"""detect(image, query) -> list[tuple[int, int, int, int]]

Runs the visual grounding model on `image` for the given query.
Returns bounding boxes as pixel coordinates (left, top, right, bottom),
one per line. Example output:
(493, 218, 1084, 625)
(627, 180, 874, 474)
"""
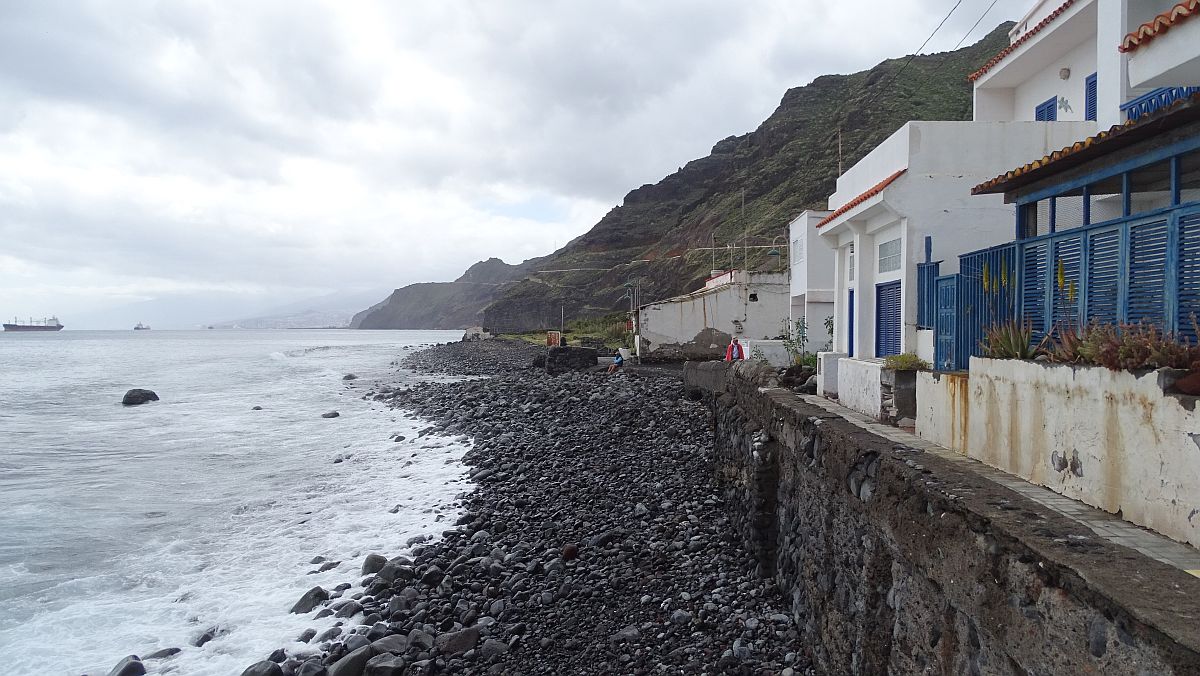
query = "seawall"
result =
(685, 360, 1200, 675)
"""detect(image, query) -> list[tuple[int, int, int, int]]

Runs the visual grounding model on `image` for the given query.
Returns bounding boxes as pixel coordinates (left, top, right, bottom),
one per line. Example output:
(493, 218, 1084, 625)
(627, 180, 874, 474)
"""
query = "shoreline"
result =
(232, 338, 812, 675)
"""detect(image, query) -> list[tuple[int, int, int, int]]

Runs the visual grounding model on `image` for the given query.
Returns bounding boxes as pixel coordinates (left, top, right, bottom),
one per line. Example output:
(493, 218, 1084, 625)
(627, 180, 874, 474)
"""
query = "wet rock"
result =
(297, 628, 317, 644)
(326, 646, 372, 676)
(121, 389, 159, 406)
(240, 661, 283, 676)
(194, 626, 223, 647)
(370, 634, 408, 654)
(143, 648, 180, 660)
(290, 586, 329, 614)
(321, 411, 341, 419)
(363, 653, 406, 676)
(106, 656, 146, 676)
(343, 374, 358, 381)
(361, 554, 387, 575)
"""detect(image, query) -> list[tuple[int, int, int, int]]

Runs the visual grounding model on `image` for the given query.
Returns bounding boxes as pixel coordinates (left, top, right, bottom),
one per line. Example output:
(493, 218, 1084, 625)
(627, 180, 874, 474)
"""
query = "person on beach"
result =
(607, 352, 624, 374)
(725, 337, 744, 361)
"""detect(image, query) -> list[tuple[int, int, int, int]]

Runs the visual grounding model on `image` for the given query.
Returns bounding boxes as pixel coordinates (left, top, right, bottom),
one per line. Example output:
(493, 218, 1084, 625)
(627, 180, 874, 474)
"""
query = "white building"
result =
(636, 270, 789, 361)
(787, 210, 834, 353)
(1124, 0, 1200, 90)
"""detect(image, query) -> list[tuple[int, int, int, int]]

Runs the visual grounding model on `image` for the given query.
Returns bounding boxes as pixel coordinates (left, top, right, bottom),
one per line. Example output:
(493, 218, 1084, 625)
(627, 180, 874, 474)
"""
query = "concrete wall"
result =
(837, 357, 885, 421)
(743, 339, 791, 368)
(966, 357, 1200, 548)
(684, 360, 1200, 675)
(915, 370, 971, 453)
(816, 351, 845, 398)
(915, 328, 934, 364)
(637, 272, 788, 361)
(1127, 9, 1200, 88)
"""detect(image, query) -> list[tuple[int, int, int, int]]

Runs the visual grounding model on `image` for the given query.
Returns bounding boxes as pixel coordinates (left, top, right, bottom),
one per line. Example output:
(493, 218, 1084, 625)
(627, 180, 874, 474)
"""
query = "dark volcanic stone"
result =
(106, 656, 146, 676)
(240, 661, 284, 676)
(544, 346, 598, 375)
(143, 648, 180, 659)
(434, 626, 480, 656)
(327, 645, 372, 676)
(121, 389, 159, 406)
(363, 653, 406, 676)
(290, 586, 329, 614)
(321, 411, 340, 419)
(361, 553, 387, 575)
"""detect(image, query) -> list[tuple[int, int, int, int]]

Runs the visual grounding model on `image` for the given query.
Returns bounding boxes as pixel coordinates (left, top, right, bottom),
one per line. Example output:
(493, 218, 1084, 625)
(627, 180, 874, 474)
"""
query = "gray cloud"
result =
(0, 0, 1022, 317)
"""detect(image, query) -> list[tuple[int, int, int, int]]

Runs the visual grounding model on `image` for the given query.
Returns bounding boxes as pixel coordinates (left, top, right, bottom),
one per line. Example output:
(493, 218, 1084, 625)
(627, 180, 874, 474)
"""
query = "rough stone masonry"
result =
(686, 359, 1200, 675)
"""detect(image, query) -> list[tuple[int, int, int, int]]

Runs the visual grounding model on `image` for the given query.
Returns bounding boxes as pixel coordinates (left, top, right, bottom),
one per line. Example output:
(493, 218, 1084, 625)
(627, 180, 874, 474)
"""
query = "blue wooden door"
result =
(935, 276, 957, 370)
(847, 288, 855, 358)
(875, 281, 902, 357)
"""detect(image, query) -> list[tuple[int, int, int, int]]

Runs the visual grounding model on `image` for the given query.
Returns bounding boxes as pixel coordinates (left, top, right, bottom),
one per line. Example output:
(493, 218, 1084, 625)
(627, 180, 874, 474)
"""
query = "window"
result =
(1085, 73, 1098, 122)
(848, 244, 855, 281)
(1035, 96, 1058, 121)
(878, 238, 902, 273)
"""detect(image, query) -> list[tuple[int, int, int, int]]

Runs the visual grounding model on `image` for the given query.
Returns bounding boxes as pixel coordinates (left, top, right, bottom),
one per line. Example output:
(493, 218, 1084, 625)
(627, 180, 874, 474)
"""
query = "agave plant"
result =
(983, 321, 1041, 360)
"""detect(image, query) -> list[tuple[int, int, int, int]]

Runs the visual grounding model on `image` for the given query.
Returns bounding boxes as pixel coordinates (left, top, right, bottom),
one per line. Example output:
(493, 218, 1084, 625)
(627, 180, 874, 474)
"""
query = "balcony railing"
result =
(1121, 86, 1200, 122)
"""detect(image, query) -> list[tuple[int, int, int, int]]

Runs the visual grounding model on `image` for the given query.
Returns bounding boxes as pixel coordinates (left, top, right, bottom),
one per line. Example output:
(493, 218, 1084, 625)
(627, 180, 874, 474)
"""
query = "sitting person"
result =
(607, 352, 624, 374)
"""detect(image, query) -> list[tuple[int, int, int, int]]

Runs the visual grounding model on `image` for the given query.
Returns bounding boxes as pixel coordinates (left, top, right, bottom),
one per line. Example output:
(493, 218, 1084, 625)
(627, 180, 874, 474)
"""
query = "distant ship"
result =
(4, 316, 64, 332)
(133, 322, 151, 331)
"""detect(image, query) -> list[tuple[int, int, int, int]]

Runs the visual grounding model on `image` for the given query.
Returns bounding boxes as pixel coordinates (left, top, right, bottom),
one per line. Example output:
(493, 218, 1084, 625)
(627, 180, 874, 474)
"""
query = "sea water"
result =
(0, 329, 469, 675)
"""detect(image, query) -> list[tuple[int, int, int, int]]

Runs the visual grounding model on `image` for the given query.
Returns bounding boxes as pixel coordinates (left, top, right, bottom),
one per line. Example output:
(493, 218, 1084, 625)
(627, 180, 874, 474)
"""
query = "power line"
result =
(857, 0, 966, 113)
(952, 0, 1001, 51)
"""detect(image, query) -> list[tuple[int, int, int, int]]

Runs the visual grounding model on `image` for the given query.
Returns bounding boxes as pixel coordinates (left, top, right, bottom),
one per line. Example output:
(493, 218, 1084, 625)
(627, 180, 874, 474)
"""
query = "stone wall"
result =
(685, 360, 1200, 675)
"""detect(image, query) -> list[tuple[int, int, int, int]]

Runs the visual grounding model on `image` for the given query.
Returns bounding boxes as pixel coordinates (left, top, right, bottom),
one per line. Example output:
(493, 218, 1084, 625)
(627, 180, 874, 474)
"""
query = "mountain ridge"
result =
(352, 24, 1014, 331)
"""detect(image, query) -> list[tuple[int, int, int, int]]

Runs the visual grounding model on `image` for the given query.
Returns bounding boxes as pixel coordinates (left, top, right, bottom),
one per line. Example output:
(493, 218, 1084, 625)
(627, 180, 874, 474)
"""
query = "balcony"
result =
(1121, 86, 1200, 122)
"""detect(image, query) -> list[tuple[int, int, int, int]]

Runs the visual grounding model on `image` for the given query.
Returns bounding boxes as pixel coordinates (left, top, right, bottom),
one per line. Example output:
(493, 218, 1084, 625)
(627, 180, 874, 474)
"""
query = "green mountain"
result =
(351, 23, 1013, 331)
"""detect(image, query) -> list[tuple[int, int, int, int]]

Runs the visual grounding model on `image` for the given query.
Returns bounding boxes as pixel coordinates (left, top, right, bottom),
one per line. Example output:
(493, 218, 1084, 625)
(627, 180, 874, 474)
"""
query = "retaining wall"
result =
(685, 360, 1200, 675)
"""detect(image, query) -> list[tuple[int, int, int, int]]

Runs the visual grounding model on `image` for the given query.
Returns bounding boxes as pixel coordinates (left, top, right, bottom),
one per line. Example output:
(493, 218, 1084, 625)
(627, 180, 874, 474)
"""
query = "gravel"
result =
(233, 339, 813, 676)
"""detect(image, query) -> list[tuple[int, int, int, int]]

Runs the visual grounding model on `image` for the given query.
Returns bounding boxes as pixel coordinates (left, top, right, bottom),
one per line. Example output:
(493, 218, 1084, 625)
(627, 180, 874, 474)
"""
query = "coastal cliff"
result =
(355, 24, 1013, 331)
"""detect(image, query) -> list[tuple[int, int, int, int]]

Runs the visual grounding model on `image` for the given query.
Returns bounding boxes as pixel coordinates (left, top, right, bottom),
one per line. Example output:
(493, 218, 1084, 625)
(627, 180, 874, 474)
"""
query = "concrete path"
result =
(799, 394, 1200, 577)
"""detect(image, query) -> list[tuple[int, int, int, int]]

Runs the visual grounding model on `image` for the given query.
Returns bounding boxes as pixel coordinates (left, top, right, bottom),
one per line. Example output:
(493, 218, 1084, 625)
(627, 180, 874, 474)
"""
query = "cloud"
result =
(0, 0, 1022, 318)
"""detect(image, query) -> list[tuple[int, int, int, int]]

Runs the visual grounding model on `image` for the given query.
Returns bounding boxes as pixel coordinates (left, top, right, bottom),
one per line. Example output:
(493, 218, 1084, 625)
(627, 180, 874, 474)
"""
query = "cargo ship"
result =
(133, 322, 151, 331)
(3, 316, 64, 332)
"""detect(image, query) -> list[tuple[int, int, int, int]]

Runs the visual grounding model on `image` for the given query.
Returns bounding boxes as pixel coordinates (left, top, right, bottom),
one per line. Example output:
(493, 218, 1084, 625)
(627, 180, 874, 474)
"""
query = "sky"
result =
(0, 0, 1024, 322)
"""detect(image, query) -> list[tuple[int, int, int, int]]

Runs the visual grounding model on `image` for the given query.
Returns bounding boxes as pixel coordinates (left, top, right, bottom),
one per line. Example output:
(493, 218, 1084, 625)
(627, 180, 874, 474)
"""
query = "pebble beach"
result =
(228, 338, 814, 675)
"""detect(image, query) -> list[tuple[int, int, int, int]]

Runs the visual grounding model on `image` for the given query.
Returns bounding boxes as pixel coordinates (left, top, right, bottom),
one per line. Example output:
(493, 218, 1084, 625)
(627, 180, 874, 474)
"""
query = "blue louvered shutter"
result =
(1178, 212, 1200, 342)
(1051, 236, 1082, 328)
(1022, 242, 1049, 341)
(875, 281, 902, 357)
(1035, 97, 1058, 121)
(935, 276, 958, 371)
(1085, 73, 1098, 122)
(1127, 219, 1170, 327)
(1085, 228, 1121, 325)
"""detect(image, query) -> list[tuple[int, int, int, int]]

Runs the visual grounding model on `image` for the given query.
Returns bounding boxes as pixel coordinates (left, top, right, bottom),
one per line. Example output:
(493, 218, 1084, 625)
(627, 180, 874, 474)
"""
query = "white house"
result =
(788, 210, 834, 353)
(636, 270, 789, 361)
(1123, 0, 1200, 90)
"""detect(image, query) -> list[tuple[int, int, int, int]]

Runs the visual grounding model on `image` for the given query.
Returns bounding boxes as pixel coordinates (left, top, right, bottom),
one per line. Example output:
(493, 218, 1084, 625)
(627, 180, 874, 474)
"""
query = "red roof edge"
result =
(969, 0, 1077, 83)
(816, 170, 906, 228)
(1120, 0, 1200, 53)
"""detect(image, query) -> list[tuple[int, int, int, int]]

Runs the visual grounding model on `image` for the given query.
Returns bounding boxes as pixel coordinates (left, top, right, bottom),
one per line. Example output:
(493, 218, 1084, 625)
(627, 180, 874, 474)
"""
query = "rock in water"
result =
(361, 553, 387, 575)
(321, 411, 340, 418)
(143, 648, 180, 660)
(240, 661, 283, 676)
(290, 586, 329, 614)
(327, 646, 372, 676)
(121, 389, 159, 406)
(343, 373, 358, 380)
(106, 656, 146, 676)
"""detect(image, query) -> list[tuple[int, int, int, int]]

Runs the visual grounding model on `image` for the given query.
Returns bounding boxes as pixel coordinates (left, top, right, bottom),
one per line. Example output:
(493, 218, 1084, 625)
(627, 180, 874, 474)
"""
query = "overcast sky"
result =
(0, 0, 1023, 319)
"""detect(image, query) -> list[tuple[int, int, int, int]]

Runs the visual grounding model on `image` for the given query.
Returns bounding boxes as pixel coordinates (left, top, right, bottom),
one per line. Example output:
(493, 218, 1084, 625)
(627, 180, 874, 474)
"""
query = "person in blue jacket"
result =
(607, 352, 624, 374)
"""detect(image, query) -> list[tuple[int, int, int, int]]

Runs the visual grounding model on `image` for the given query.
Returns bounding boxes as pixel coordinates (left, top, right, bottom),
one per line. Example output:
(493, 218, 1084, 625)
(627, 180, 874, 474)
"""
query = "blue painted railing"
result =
(1121, 86, 1200, 122)
(933, 243, 1019, 371)
(916, 261, 940, 330)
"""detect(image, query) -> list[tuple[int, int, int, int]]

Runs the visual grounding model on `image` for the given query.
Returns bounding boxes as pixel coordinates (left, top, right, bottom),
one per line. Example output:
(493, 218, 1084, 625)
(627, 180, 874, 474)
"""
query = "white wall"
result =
(638, 273, 789, 359)
(1011, 38, 1098, 122)
(816, 351, 845, 397)
(1126, 9, 1200, 89)
(966, 357, 1200, 549)
(837, 357, 886, 420)
(915, 370, 971, 453)
(743, 339, 791, 367)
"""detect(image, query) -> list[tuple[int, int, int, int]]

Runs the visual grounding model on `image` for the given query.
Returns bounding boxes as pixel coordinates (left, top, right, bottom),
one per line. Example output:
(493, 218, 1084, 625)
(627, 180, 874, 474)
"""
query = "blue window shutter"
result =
(1035, 97, 1058, 121)
(848, 288, 855, 357)
(875, 281, 902, 357)
(1127, 219, 1170, 327)
(1178, 212, 1200, 341)
(1085, 73, 1098, 122)
(1022, 242, 1049, 342)
(1051, 236, 1082, 328)
(1085, 228, 1121, 325)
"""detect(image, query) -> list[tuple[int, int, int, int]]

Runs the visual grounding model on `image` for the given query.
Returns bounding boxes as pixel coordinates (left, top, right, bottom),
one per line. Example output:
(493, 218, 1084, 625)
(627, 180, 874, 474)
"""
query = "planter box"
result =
(967, 356, 1200, 548)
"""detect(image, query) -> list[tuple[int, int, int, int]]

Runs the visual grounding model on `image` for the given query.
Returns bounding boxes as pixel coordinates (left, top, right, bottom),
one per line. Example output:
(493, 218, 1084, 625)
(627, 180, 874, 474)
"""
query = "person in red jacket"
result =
(724, 337, 744, 361)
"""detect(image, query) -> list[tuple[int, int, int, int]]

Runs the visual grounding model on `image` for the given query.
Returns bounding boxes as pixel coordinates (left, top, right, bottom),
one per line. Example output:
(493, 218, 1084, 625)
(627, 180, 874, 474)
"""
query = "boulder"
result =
(121, 389, 159, 406)
(295, 662, 328, 676)
(361, 553, 387, 575)
(143, 648, 180, 660)
(363, 654, 406, 676)
(544, 346, 598, 375)
(434, 626, 480, 656)
(290, 586, 329, 614)
(370, 634, 408, 654)
(321, 411, 340, 419)
(240, 661, 284, 676)
(106, 656, 146, 676)
(343, 373, 358, 380)
(327, 646, 372, 676)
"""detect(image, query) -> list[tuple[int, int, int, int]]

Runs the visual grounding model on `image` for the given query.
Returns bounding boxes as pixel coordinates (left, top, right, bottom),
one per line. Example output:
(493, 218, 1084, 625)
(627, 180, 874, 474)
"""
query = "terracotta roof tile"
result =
(1120, 0, 1200, 53)
(971, 90, 1200, 195)
(817, 170, 906, 228)
(969, 0, 1077, 82)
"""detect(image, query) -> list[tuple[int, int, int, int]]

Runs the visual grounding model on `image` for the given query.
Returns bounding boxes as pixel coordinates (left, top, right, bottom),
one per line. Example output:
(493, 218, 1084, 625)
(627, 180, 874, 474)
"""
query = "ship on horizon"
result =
(134, 322, 151, 331)
(4, 316, 64, 332)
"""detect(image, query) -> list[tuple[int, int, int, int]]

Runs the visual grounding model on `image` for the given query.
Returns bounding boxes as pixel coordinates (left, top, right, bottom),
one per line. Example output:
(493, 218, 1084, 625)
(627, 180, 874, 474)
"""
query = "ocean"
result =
(0, 329, 469, 675)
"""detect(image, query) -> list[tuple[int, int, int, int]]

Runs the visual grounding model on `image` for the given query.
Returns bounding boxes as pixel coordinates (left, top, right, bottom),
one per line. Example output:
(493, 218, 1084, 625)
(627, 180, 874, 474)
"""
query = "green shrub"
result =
(884, 352, 929, 371)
